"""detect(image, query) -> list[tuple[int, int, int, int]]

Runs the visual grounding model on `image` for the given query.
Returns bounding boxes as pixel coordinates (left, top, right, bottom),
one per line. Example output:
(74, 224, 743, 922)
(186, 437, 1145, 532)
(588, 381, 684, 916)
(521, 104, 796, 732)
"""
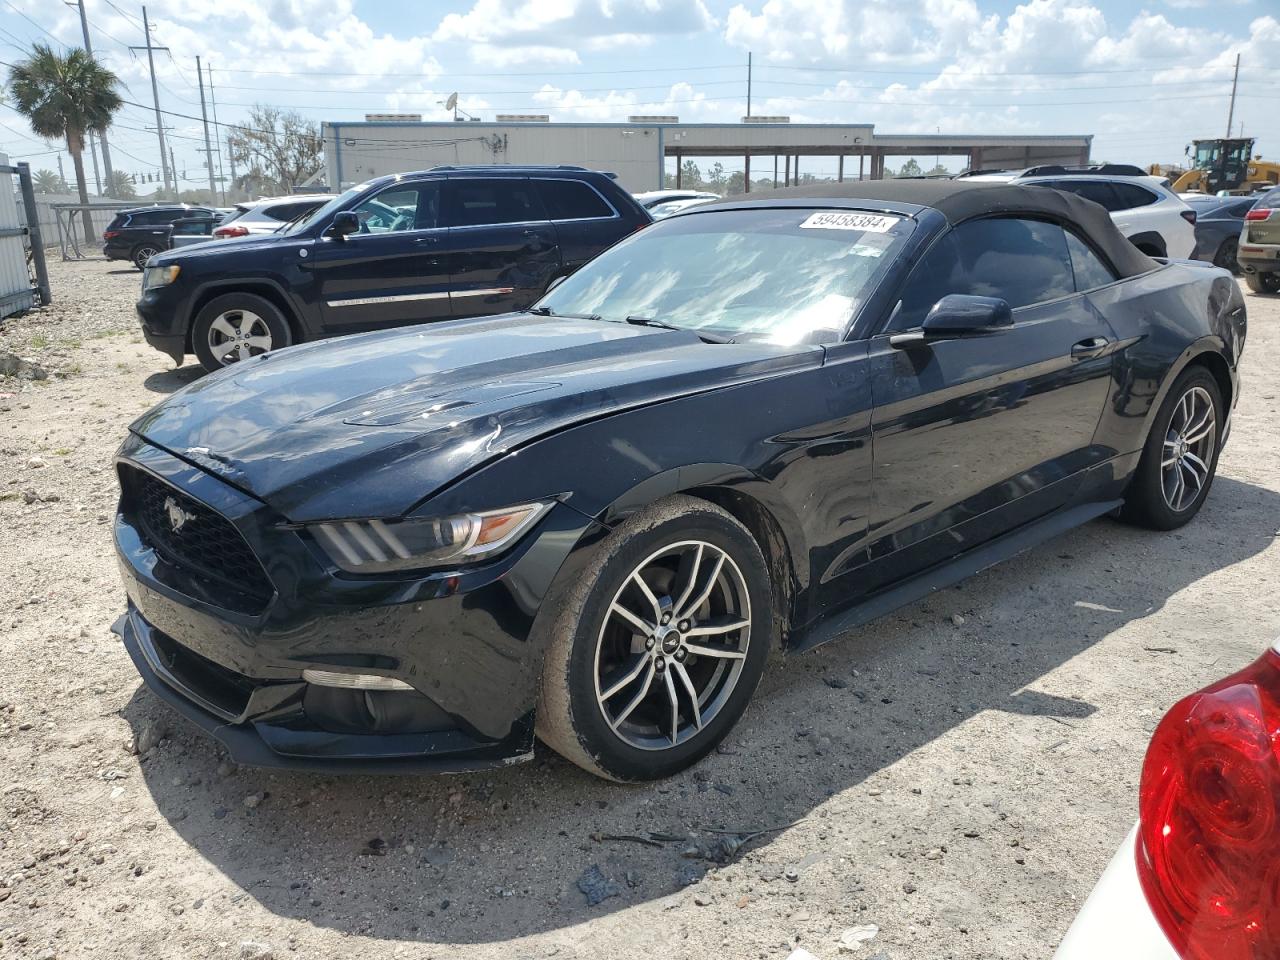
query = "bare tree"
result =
(227, 105, 322, 195)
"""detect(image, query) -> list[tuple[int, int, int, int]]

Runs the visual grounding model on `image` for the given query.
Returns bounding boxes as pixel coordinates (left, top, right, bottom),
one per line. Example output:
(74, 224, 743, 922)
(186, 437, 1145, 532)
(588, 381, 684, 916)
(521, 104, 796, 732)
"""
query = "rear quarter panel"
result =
(1089, 263, 1244, 459)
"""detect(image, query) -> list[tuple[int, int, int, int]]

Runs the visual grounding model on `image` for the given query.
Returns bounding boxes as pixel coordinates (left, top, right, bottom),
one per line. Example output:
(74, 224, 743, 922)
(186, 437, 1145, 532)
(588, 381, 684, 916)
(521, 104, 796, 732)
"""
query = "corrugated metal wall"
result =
(0, 154, 35, 319)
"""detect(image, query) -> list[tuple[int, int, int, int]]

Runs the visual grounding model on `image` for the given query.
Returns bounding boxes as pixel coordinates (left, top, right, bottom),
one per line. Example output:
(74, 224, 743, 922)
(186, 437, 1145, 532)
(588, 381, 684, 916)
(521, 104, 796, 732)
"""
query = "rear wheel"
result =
(191, 293, 292, 372)
(1213, 237, 1239, 274)
(132, 244, 162, 270)
(1119, 366, 1222, 530)
(536, 496, 771, 781)
(1245, 271, 1280, 294)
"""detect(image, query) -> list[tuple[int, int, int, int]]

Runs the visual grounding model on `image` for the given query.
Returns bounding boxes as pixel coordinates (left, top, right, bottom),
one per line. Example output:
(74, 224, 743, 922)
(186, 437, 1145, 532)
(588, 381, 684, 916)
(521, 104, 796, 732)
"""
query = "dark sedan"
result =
(1184, 193, 1256, 272)
(112, 180, 1246, 781)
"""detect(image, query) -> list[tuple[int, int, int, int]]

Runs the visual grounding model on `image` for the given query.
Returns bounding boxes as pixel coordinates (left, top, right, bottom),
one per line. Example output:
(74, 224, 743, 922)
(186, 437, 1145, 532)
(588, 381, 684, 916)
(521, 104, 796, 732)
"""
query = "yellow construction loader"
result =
(1155, 138, 1280, 195)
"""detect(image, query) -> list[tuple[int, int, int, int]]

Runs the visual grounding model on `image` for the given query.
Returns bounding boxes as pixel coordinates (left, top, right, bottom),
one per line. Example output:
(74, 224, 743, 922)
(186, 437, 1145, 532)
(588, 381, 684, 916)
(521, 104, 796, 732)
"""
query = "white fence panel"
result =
(0, 153, 35, 318)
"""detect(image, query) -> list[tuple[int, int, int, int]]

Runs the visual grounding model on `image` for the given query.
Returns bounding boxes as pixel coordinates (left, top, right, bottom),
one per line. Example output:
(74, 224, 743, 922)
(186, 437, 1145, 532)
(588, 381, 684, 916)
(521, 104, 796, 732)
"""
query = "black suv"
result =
(136, 166, 651, 371)
(104, 205, 217, 270)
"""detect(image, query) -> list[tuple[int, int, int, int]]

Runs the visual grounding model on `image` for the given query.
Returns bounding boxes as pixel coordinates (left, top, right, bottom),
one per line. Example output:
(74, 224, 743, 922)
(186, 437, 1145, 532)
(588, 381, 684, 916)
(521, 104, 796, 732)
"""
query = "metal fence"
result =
(0, 156, 51, 316)
(51, 201, 136, 260)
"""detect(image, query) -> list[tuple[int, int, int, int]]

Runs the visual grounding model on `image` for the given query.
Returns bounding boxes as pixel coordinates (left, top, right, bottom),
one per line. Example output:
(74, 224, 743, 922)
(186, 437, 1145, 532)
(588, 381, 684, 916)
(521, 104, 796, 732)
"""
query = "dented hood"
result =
(130, 313, 821, 521)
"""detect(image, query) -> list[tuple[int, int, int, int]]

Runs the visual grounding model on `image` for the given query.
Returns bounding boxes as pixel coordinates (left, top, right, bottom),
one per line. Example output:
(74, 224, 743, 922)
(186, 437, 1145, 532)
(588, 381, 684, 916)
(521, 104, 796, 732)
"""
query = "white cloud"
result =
(434, 0, 715, 48)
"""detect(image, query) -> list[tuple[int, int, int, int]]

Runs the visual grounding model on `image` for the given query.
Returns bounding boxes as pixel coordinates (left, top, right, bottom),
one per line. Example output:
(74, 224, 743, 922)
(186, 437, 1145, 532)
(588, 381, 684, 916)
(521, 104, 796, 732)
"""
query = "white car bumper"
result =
(1054, 824, 1178, 960)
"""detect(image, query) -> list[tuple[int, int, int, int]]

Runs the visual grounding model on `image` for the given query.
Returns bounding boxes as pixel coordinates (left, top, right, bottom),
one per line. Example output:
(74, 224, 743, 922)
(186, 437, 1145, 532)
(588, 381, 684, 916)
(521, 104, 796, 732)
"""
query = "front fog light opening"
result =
(302, 668, 414, 691)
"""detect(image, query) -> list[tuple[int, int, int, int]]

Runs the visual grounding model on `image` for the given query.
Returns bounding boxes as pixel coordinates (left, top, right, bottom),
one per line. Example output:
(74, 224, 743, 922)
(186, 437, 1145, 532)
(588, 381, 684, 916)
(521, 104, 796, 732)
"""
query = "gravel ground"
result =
(2, 258, 1278, 960)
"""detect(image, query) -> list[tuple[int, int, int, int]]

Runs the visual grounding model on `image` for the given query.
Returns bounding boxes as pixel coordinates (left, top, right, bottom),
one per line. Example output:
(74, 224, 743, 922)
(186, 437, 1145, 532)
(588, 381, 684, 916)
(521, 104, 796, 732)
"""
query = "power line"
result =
(0, 0, 65, 46)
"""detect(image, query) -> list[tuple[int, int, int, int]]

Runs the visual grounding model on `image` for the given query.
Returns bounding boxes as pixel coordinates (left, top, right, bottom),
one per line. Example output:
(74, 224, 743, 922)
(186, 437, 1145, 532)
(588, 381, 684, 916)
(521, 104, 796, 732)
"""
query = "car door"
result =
(169, 218, 216, 249)
(855, 216, 1117, 594)
(441, 176, 561, 317)
(533, 177, 629, 272)
(310, 179, 453, 334)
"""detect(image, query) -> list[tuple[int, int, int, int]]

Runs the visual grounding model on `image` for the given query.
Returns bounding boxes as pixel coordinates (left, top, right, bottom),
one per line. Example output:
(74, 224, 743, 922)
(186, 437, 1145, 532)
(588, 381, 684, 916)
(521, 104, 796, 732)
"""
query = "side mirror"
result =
(326, 210, 359, 240)
(890, 295, 1012, 349)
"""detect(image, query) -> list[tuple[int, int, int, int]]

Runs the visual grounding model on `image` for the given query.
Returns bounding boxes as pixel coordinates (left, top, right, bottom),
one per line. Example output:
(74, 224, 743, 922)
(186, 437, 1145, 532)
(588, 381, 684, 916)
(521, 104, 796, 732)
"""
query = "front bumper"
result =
(112, 435, 600, 772)
(136, 282, 196, 362)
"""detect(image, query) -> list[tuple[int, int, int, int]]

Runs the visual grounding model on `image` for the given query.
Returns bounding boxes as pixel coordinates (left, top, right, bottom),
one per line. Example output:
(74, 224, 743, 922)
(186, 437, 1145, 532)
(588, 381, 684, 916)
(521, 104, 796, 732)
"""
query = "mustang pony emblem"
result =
(163, 496, 195, 533)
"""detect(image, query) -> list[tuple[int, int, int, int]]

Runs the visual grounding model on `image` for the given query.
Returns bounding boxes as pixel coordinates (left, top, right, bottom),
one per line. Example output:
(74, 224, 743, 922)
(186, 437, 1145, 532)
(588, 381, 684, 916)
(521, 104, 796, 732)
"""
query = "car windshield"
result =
(282, 187, 363, 235)
(534, 207, 913, 345)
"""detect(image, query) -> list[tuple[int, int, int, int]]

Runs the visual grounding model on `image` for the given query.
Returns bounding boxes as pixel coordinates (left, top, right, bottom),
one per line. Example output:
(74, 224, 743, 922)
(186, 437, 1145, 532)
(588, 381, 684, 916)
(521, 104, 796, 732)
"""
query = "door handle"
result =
(414, 236, 438, 244)
(1070, 337, 1111, 360)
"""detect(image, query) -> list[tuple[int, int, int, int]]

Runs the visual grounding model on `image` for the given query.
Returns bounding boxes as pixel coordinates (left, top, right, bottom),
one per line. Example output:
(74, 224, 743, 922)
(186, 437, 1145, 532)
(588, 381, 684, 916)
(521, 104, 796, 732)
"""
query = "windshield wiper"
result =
(624, 315, 734, 344)
(527, 306, 602, 320)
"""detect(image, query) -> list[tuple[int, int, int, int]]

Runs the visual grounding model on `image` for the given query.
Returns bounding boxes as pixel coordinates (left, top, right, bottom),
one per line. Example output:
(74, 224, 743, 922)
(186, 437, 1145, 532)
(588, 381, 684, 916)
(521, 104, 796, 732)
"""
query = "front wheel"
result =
(536, 496, 772, 781)
(1245, 271, 1280, 294)
(191, 293, 292, 372)
(1119, 366, 1222, 530)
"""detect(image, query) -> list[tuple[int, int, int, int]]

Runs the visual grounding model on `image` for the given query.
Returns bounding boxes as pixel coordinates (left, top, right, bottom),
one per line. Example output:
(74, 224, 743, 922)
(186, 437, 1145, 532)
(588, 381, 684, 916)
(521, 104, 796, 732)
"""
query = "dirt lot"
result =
(1, 258, 1277, 960)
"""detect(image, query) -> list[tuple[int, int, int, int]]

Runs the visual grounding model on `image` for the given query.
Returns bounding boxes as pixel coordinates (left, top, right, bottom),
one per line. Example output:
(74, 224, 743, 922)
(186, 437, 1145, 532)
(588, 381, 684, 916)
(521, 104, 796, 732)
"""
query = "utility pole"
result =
(68, 0, 116, 196)
(746, 52, 752, 119)
(130, 6, 172, 194)
(57, 154, 66, 186)
(170, 146, 178, 191)
(88, 131, 102, 194)
(1226, 53, 1240, 139)
(196, 57, 216, 198)
(208, 64, 228, 204)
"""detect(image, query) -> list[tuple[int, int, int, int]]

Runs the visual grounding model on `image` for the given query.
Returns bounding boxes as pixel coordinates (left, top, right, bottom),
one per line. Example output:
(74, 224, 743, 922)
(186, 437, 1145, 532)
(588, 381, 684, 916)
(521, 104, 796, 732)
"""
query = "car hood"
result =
(129, 314, 822, 521)
(152, 233, 297, 265)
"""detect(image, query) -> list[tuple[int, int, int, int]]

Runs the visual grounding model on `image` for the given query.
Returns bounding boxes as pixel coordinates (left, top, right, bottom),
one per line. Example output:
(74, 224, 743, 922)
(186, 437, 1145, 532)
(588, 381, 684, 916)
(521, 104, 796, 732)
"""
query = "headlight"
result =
(142, 264, 180, 289)
(310, 502, 551, 574)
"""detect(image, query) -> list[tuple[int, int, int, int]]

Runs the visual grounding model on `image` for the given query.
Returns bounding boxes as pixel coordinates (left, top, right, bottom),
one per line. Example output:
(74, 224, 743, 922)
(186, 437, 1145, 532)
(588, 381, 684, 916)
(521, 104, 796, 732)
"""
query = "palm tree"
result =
(32, 168, 67, 194)
(8, 45, 122, 243)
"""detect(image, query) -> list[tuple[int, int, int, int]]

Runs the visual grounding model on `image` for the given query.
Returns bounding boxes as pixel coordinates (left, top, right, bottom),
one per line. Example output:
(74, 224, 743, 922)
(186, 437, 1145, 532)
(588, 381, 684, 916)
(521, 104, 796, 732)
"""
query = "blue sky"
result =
(2, 0, 1277, 191)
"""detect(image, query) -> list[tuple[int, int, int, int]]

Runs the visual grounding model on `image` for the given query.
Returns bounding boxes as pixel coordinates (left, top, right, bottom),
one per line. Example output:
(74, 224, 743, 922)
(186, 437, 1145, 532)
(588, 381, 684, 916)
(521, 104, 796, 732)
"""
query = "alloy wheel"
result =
(1161, 385, 1216, 512)
(593, 540, 752, 750)
(207, 309, 273, 365)
(134, 246, 159, 269)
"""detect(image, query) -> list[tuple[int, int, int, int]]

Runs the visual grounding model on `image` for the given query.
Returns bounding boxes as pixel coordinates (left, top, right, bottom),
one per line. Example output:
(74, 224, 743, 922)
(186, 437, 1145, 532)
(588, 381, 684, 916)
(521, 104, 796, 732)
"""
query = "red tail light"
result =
(1136, 645, 1280, 960)
(213, 225, 249, 238)
(1180, 209, 1197, 226)
(103, 230, 121, 240)
(1245, 209, 1273, 222)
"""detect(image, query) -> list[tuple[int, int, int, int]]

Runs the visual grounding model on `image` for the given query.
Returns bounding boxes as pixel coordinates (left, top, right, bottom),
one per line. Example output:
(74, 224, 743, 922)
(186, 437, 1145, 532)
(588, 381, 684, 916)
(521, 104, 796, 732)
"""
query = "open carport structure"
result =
(322, 119, 1092, 193)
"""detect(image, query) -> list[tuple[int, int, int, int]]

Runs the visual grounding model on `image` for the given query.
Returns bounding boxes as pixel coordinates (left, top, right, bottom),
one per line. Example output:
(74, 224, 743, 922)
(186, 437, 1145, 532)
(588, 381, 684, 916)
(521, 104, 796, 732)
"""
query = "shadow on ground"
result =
(121, 476, 1278, 944)
(143, 365, 203, 394)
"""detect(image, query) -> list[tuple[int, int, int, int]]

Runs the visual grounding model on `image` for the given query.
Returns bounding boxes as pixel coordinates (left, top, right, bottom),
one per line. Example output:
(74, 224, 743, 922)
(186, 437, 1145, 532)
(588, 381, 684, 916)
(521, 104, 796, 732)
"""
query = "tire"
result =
(1244, 271, 1280, 295)
(1213, 237, 1239, 274)
(1119, 366, 1223, 530)
(191, 293, 292, 372)
(132, 244, 162, 270)
(536, 495, 772, 781)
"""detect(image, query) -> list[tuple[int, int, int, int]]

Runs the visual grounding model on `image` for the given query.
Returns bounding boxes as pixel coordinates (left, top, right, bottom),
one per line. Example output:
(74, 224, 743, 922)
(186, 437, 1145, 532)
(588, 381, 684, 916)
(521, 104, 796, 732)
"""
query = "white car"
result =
(212, 194, 336, 239)
(647, 196, 718, 219)
(965, 170, 1196, 260)
(1055, 640, 1280, 960)
(632, 189, 720, 211)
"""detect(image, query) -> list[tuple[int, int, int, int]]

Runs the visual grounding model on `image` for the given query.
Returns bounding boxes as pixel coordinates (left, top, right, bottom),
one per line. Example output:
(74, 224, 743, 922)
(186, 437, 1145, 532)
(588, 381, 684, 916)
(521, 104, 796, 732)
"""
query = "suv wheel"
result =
(536, 495, 772, 781)
(1245, 271, 1280, 294)
(1213, 237, 1239, 274)
(132, 244, 162, 270)
(192, 293, 292, 372)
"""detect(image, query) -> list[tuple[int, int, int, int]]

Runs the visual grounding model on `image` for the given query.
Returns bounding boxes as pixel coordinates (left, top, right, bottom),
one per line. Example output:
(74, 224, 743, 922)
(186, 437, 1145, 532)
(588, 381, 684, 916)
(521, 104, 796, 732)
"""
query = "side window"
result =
(891, 218, 1076, 331)
(1051, 180, 1123, 212)
(444, 179, 543, 228)
(173, 220, 212, 236)
(1065, 232, 1118, 291)
(262, 203, 304, 222)
(537, 179, 613, 220)
(352, 183, 440, 234)
(1109, 183, 1158, 210)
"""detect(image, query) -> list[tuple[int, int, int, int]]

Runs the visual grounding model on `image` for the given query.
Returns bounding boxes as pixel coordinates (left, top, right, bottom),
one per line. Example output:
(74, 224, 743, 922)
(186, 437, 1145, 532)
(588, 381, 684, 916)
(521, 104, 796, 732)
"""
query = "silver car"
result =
(212, 194, 336, 239)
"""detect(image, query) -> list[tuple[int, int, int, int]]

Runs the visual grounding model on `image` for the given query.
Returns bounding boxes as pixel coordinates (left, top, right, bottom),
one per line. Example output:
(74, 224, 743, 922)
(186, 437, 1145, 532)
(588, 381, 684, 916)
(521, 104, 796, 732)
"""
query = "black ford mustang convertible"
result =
(113, 179, 1246, 781)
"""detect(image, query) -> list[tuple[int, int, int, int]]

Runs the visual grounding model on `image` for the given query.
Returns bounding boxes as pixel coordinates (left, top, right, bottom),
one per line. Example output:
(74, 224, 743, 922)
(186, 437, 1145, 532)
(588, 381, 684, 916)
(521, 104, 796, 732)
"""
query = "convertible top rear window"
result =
(537, 207, 915, 344)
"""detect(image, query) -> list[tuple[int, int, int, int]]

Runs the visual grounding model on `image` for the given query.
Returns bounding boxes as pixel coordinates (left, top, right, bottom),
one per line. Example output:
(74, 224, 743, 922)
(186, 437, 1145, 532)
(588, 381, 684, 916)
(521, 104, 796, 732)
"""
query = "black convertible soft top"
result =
(703, 178, 1157, 279)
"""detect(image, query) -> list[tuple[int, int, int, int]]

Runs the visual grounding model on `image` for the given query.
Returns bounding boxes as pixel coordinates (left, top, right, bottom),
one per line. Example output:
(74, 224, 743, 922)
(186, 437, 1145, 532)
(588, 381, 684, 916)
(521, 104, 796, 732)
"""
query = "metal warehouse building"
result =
(322, 119, 1093, 193)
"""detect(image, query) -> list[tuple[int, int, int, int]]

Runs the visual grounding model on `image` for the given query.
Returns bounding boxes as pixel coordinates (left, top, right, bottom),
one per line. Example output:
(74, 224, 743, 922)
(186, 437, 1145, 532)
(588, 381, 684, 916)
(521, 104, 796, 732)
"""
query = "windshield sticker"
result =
(799, 211, 901, 233)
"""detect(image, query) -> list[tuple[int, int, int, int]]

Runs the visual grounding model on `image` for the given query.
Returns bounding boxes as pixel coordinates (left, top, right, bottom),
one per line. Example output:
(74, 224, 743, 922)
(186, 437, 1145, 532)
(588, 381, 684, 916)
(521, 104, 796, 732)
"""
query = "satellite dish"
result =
(445, 93, 458, 112)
